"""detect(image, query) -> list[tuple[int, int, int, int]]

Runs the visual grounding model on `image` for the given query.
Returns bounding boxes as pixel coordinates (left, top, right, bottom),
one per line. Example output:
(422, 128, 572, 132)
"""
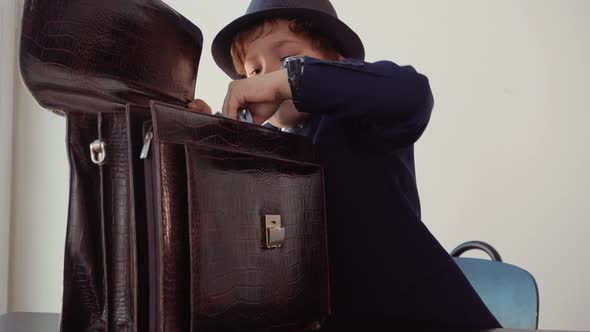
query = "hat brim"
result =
(212, 7, 365, 79)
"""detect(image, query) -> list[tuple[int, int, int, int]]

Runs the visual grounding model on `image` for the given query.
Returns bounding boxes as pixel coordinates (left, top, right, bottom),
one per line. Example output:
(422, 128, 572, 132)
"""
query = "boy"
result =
(189, 0, 502, 329)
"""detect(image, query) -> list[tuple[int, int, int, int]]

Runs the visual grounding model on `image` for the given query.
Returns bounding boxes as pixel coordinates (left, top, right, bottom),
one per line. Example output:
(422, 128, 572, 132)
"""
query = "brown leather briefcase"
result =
(17, 0, 331, 331)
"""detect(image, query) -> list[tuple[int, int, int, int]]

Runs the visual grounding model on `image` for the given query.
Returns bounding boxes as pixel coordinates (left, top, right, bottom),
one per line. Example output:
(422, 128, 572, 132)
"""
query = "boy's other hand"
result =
(222, 68, 292, 125)
(187, 99, 212, 114)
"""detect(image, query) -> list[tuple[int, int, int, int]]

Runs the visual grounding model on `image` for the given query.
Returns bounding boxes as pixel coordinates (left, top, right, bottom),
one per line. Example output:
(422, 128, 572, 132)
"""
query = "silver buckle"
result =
(264, 215, 285, 249)
(90, 139, 107, 165)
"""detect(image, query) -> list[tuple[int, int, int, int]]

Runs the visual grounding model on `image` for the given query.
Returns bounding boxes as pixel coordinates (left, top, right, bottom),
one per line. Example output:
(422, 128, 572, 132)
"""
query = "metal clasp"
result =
(264, 215, 285, 249)
(90, 139, 107, 165)
(139, 130, 154, 159)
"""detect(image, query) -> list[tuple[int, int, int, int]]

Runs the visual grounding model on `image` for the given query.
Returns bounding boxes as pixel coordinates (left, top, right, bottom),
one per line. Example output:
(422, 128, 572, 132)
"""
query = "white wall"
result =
(7, 0, 589, 330)
(0, 0, 17, 315)
(8, 0, 69, 313)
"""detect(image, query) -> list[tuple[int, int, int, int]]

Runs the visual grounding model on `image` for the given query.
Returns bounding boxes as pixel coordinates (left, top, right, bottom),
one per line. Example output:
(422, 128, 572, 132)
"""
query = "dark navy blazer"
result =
(283, 56, 502, 329)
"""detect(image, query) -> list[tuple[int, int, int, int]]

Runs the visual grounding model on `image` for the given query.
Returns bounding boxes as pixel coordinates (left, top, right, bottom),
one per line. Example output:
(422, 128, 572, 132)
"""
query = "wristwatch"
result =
(281, 56, 304, 108)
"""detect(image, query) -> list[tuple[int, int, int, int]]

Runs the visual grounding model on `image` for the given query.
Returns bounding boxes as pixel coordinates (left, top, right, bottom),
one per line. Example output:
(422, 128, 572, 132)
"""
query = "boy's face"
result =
(241, 19, 342, 128)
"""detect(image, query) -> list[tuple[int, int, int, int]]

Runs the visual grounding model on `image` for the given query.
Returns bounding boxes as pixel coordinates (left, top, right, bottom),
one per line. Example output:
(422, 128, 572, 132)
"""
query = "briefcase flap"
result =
(19, 0, 203, 116)
(150, 101, 320, 164)
(149, 101, 331, 331)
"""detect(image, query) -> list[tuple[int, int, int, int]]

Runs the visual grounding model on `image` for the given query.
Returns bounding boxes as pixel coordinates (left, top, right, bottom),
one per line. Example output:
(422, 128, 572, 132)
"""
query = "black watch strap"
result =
(282, 56, 304, 107)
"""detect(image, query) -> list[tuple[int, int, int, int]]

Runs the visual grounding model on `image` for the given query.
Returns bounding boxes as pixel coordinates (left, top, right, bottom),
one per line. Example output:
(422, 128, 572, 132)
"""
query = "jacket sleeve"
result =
(297, 56, 434, 148)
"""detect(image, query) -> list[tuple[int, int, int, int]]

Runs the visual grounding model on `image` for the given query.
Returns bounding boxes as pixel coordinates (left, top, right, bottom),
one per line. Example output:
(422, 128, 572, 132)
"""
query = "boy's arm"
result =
(298, 57, 434, 148)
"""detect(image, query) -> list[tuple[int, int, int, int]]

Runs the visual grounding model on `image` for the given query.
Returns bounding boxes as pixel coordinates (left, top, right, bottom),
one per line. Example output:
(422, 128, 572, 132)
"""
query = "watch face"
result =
(238, 108, 253, 123)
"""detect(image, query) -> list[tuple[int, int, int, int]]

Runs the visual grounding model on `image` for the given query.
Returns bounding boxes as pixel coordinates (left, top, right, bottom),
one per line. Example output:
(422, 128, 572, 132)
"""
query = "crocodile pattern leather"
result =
(150, 101, 319, 164)
(152, 143, 191, 332)
(151, 102, 331, 331)
(62, 113, 106, 332)
(18, 0, 203, 116)
(18, 0, 202, 330)
(99, 112, 136, 332)
(18, 0, 331, 331)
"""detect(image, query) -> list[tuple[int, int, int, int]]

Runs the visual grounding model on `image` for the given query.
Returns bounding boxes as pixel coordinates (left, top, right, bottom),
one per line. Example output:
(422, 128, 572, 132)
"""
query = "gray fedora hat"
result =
(211, 0, 365, 79)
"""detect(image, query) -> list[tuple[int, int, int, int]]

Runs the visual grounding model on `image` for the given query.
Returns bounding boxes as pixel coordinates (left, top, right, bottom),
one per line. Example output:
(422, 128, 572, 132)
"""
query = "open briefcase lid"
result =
(18, 0, 204, 116)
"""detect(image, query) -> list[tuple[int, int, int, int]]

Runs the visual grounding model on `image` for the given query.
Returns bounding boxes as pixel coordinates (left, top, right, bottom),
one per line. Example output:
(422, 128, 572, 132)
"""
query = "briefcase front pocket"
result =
(149, 101, 331, 331)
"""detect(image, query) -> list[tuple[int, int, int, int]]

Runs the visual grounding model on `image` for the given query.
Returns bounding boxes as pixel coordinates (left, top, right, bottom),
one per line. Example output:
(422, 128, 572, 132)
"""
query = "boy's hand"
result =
(222, 68, 292, 124)
(187, 99, 212, 114)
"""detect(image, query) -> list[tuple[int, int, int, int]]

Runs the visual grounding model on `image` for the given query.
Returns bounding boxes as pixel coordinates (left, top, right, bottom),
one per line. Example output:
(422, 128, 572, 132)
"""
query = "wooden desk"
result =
(0, 312, 585, 332)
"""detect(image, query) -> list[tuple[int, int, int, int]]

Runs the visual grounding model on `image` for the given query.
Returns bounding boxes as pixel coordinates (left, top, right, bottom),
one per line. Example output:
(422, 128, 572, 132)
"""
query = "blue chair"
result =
(451, 241, 539, 329)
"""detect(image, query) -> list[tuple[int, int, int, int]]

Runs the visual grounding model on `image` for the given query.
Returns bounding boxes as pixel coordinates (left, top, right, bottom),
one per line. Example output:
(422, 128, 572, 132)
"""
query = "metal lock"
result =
(264, 215, 285, 249)
(90, 139, 107, 165)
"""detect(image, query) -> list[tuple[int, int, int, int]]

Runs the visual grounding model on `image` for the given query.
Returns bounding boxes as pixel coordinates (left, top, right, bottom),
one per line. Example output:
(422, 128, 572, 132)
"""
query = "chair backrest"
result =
(451, 241, 539, 329)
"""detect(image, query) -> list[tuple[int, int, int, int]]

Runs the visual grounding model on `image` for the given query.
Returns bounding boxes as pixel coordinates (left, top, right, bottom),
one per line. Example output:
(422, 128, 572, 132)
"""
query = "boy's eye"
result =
(249, 67, 262, 76)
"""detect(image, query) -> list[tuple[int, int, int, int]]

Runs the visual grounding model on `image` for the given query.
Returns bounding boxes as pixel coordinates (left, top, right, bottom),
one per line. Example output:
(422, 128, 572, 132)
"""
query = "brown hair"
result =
(230, 17, 341, 77)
